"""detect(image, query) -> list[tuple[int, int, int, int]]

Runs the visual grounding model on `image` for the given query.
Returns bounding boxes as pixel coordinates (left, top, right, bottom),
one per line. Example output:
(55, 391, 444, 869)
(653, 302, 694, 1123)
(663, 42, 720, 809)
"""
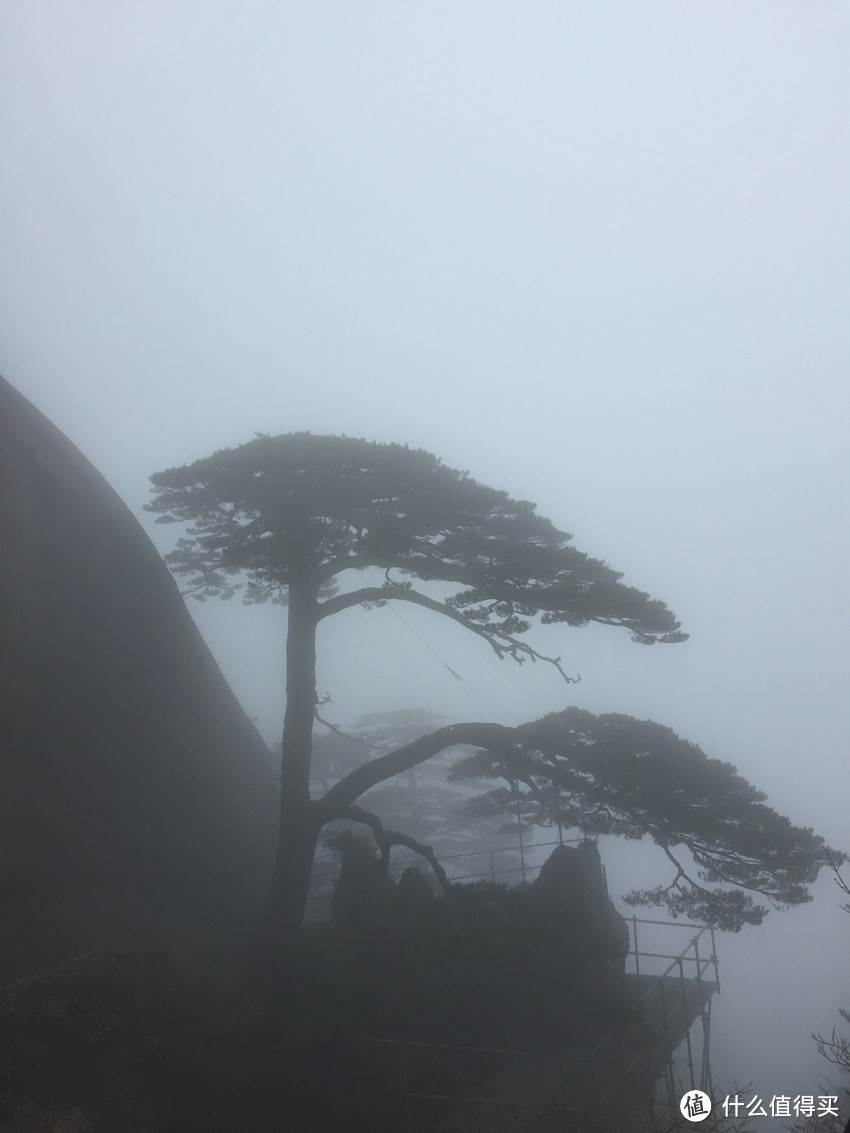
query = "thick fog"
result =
(2, 2, 848, 1116)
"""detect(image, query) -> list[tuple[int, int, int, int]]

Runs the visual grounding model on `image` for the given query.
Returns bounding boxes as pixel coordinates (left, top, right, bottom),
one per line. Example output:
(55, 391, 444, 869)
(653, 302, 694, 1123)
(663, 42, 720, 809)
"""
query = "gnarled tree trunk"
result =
(260, 572, 321, 956)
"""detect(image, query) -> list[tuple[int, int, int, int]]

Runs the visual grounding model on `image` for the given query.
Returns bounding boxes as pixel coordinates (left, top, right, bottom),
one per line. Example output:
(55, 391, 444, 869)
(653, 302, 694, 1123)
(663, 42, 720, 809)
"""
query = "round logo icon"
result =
(680, 1090, 712, 1122)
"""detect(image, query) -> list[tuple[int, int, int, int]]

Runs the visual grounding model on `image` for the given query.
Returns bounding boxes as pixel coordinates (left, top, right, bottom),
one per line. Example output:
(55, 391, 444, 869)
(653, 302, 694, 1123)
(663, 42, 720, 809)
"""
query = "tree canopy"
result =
(148, 432, 686, 664)
(452, 708, 834, 930)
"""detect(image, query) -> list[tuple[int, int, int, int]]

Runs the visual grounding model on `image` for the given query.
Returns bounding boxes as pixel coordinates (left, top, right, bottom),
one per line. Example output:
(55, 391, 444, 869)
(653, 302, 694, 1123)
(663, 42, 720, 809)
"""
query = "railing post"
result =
(489, 849, 496, 884)
(658, 979, 675, 1109)
(700, 1001, 714, 1095)
(710, 925, 720, 992)
(632, 915, 640, 976)
(399, 1040, 407, 1133)
(694, 934, 704, 999)
(679, 956, 696, 1089)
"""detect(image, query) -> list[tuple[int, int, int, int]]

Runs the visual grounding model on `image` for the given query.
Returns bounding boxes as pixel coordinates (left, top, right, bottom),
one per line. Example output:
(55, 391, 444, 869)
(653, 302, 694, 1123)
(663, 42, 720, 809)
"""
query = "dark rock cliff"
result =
(0, 376, 277, 955)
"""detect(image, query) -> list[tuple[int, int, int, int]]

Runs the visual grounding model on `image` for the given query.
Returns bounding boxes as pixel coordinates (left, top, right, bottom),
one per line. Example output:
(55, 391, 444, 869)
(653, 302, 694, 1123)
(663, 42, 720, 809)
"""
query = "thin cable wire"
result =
(352, 569, 518, 726)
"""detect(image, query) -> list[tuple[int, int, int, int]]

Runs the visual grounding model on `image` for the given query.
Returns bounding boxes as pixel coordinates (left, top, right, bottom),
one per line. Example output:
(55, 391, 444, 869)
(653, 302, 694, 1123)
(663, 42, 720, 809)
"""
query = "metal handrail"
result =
(593, 916, 720, 1113)
(346, 907, 722, 1124)
(629, 916, 720, 991)
(308, 841, 723, 999)
(308, 836, 585, 895)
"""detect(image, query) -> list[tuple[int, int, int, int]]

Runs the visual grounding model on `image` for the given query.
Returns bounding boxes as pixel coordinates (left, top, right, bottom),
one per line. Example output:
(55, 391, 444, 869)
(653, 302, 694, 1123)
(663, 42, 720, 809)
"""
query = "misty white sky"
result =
(2, 3, 848, 1114)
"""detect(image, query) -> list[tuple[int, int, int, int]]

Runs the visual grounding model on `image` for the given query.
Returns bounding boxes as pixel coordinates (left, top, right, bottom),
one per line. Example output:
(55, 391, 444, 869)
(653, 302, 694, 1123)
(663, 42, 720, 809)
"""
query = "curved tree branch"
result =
(325, 804, 452, 896)
(321, 722, 518, 813)
(317, 586, 580, 683)
(318, 586, 506, 651)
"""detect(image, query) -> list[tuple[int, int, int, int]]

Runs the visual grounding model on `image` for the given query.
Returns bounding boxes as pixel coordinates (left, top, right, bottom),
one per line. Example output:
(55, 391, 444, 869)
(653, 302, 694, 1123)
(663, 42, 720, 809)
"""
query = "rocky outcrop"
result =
(0, 377, 277, 949)
(533, 841, 631, 971)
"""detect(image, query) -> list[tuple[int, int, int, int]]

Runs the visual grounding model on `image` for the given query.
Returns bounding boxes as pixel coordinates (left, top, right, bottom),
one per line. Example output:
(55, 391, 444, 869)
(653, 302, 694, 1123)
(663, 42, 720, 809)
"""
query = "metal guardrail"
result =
(597, 915, 720, 1113)
(305, 837, 585, 919)
(308, 836, 721, 1109)
(354, 915, 721, 1132)
(417, 837, 581, 885)
(627, 915, 720, 989)
(0, 946, 113, 994)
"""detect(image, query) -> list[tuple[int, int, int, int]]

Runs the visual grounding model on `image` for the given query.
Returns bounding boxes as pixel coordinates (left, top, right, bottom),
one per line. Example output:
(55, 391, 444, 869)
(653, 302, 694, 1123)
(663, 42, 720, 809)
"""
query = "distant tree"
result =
(309, 709, 452, 817)
(786, 859, 850, 1133)
(147, 433, 836, 958)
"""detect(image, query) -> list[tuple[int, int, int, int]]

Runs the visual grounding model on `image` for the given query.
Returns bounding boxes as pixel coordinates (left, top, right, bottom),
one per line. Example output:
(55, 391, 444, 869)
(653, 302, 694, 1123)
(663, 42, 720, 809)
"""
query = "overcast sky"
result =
(2, 2, 848, 1114)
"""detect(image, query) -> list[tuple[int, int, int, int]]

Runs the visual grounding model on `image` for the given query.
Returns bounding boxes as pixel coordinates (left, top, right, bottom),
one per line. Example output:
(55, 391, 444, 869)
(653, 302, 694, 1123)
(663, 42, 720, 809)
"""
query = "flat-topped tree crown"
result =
(147, 432, 685, 650)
